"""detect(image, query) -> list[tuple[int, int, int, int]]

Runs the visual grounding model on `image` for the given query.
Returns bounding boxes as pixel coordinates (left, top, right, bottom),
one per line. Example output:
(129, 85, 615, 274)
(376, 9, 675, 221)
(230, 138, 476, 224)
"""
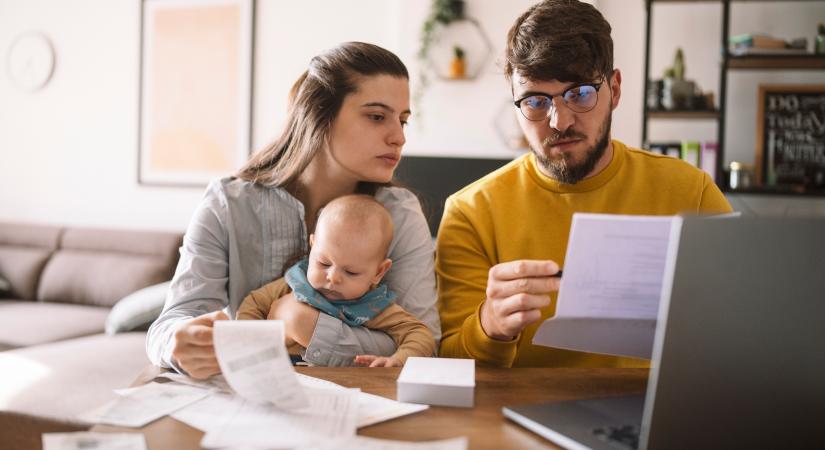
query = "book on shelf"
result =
(681, 141, 700, 167)
(730, 47, 810, 57)
(646, 141, 717, 179)
(729, 33, 788, 49)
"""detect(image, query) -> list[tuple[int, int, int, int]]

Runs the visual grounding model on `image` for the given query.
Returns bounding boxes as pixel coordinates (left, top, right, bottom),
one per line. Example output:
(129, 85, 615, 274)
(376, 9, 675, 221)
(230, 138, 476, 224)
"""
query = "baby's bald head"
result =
(315, 194, 394, 260)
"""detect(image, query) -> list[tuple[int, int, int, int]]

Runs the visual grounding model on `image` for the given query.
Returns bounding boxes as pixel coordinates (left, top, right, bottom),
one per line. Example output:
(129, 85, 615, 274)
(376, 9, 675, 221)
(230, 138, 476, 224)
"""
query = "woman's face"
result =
(324, 75, 411, 184)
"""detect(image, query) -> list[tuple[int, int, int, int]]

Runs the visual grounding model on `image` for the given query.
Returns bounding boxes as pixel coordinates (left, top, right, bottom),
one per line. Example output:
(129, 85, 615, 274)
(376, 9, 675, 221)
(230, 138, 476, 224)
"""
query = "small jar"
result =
(729, 162, 742, 190)
(729, 161, 754, 190)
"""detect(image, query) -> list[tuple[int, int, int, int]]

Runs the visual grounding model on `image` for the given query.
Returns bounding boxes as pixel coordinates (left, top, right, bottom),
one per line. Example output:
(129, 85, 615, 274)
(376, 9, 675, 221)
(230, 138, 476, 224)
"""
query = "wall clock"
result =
(7, 32, 55, 92)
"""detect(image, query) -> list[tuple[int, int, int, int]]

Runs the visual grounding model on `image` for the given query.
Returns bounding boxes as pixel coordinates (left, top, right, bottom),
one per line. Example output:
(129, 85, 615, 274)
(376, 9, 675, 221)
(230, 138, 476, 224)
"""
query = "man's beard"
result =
(533, 112, 611, 184)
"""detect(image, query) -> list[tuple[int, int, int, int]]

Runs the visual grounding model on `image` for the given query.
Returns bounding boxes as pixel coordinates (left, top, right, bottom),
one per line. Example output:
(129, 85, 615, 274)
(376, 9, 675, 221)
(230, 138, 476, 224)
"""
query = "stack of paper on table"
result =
(79, 320, 434, 449)
(397, 357, 475, 408)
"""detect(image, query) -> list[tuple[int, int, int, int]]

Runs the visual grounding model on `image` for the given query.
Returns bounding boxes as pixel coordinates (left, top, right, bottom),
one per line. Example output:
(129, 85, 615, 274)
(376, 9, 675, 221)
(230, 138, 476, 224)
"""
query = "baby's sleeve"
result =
(236, 278, 291, 320)
(364, 304, 437, 363)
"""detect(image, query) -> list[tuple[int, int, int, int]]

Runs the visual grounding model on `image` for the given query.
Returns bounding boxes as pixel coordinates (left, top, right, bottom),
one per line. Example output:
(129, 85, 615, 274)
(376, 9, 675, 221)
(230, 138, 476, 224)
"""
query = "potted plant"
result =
(449, 45, 466, 79)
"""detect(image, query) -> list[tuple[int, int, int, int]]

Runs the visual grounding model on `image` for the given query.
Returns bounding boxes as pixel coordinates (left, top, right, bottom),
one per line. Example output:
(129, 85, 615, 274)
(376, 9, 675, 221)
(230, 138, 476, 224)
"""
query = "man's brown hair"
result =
(504, 0, 613, 84)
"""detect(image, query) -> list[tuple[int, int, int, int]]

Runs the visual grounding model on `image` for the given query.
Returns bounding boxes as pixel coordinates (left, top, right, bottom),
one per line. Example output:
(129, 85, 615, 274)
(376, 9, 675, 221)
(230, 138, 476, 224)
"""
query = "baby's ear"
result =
(372, 258, 393, 285)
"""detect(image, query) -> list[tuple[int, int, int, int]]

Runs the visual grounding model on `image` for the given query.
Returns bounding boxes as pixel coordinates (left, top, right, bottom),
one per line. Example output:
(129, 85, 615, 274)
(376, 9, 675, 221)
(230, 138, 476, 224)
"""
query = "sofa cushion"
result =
(0, 332, 149, 427)
(37, 227, 182, 307)
(105, 281, 171, 334)
(0, 223, 62, 301)
(0, 301, 110, 350)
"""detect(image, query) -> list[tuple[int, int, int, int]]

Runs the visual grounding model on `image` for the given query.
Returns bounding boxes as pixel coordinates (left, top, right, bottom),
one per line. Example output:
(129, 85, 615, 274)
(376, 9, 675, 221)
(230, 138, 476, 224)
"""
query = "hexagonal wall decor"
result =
(424, 18, 493, 81)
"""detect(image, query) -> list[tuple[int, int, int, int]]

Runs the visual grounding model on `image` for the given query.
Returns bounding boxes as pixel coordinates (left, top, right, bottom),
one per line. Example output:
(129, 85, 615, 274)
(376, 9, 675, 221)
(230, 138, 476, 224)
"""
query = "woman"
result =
(146, 42, 439, 379)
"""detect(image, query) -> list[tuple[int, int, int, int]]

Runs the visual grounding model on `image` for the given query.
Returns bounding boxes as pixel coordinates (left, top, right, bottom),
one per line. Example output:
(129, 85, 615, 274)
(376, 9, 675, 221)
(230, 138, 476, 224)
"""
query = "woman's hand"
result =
(354, 355, 403, 367)
(171, 310, 229, 379)
(267, 293, 320, 348)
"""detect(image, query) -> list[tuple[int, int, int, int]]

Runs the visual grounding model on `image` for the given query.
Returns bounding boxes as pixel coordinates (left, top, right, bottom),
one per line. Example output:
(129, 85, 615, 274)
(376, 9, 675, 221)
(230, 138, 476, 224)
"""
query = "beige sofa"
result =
(0, 222, 182, 450)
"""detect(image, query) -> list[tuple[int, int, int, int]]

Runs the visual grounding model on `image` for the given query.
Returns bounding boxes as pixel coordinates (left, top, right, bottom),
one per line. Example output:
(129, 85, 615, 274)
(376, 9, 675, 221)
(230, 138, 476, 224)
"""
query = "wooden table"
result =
(94, 366, 648, 450)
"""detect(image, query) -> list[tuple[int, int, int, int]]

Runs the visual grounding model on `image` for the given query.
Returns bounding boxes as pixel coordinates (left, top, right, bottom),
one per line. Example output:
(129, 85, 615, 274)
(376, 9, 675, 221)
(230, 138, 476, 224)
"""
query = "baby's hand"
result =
(354, 355, 403, 367)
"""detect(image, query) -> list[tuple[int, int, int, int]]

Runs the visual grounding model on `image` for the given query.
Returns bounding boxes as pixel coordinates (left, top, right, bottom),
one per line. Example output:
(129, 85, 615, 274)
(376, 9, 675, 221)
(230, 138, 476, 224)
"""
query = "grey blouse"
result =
(146, 177, 440, 368)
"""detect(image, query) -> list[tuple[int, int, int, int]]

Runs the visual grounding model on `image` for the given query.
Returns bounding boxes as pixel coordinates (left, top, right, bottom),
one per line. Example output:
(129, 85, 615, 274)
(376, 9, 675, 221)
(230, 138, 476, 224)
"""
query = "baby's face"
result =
(306, 226, 388, 301)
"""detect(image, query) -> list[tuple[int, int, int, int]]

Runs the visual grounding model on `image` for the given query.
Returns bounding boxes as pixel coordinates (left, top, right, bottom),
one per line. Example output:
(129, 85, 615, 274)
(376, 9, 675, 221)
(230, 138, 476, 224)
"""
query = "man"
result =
(436, 0, 732, 368)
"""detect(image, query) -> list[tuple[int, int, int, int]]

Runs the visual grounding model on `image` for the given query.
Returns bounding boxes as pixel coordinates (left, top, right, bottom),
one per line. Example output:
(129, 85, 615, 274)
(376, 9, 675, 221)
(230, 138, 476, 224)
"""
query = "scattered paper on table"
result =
(213, 320, 308, 410)
(200, 387, 359, 449)
(42, 432, 146, 450)
(80, 382, 208, 428)
(306, 436, 468, 450)
(155, 372, 232, 393)
(356, 392, 429, 428)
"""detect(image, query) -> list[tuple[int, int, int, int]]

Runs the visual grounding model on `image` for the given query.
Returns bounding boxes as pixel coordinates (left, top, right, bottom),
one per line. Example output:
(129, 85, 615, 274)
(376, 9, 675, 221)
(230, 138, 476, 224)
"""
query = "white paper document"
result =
(213, 320, 309, 410)
(155, 372, 232, 394)
(533, 213, 680, 359)
(80, 382, 208, 428)
(200, 386, 359, 449)
(307, 436, 468, 450)
(42, 432, 146, 450)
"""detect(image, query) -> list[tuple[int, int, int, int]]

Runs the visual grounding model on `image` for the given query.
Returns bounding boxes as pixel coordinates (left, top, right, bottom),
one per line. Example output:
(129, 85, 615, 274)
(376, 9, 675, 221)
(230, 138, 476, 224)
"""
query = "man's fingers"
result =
(487, 276, 560, 299)
(493, 293, 551, 317)
(503, 309, 543, 331)
(490, 260, 560, 281)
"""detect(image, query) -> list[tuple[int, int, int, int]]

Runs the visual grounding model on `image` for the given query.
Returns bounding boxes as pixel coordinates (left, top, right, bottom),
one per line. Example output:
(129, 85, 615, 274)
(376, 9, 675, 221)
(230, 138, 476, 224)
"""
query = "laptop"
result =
(504, 216, 825, 449)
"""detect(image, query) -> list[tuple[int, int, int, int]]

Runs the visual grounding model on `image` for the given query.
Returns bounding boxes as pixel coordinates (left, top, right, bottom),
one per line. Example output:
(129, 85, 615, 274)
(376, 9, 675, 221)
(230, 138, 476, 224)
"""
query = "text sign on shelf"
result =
(756, 85, 825, 188)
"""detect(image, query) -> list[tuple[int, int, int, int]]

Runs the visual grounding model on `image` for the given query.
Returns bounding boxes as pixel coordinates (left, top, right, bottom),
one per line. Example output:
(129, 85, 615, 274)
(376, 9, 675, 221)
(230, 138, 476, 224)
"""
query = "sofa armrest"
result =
(105, 281, 170, 335)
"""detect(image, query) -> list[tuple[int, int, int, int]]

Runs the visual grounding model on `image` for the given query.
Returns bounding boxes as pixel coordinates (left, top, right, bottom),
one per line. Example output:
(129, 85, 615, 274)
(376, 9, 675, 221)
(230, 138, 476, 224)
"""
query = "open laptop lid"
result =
(642, 216, 825, 449)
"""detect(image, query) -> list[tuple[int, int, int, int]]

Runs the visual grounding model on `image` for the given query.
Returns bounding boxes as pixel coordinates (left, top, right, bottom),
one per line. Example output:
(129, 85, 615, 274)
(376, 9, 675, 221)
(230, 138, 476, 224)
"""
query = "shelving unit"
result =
(641, 0, 825, 194)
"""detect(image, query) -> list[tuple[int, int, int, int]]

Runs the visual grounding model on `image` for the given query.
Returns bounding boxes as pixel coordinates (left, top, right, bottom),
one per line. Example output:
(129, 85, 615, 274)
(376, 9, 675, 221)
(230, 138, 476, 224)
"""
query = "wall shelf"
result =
(642, 0, 825, 194)
(648, 110, 720, 119)
(727, 55, 825, 70)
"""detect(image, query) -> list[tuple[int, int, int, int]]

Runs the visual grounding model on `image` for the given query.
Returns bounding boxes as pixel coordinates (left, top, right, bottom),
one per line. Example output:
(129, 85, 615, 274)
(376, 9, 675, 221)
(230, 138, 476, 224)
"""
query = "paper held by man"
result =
(533, 213, 683, 359)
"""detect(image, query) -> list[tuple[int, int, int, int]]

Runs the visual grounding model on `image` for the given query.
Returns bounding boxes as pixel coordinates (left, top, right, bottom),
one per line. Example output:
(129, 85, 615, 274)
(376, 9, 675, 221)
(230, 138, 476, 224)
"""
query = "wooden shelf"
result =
(728, 55, 825, 70)
(723, 185, 825, 197)
(648, 110, 720, 119)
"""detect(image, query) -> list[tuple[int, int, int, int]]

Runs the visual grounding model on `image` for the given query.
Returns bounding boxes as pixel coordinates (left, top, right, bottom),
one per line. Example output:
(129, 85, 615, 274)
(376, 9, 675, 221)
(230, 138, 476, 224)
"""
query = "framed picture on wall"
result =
(755, 84, 825, 189)
(138, 0, 254, 186)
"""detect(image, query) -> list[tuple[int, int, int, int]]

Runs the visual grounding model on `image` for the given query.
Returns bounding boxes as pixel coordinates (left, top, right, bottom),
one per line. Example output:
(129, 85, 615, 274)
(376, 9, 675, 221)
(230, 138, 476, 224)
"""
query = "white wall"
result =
(1, 0, 823, 232)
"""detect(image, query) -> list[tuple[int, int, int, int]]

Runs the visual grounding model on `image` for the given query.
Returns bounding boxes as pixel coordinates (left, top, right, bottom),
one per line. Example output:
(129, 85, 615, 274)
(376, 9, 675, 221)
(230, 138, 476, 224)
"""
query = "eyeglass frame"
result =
(512, 74, 610, 122)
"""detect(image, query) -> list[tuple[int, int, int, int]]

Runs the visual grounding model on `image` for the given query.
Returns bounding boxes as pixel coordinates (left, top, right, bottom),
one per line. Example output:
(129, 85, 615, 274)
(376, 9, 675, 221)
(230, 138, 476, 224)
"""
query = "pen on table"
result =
(551, 270, 563, 278)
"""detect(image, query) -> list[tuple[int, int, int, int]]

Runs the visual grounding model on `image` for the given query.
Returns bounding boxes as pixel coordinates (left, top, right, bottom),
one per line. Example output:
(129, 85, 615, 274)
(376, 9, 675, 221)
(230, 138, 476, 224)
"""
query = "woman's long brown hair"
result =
(236, 42, 409, 195)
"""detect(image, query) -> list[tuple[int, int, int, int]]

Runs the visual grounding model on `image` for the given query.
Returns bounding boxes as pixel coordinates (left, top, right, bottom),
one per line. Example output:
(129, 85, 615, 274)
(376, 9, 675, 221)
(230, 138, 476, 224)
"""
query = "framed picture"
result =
(756, 84, 825, 188)
(138, 0, 254, 186)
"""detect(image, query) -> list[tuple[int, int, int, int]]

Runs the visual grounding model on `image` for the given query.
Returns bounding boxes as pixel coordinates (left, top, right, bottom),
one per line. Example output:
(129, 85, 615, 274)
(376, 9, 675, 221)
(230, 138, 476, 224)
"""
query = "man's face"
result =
(512, 70, 621, 184)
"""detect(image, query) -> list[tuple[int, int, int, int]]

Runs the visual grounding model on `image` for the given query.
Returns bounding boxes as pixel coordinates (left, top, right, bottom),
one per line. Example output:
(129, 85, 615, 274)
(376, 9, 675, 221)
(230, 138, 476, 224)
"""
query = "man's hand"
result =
(354, 355, 403, 367)
(171, 310, 229, 379)
(480, 260, 561, 341)
(267, 293, 320, 348)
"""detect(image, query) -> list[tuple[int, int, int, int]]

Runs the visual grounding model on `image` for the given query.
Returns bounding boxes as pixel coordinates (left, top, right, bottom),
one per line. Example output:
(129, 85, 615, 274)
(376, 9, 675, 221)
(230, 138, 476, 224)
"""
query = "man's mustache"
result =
(543, 128, 586, 147)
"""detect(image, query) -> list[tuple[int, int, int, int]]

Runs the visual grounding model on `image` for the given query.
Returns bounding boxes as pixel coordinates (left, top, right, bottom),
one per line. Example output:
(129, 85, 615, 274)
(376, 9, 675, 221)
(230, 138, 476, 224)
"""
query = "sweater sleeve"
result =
(435, 196, 519, 367)
(698, 172, 734, 213)
(236, 278, 291, 320)
(364, 304, 436, 363)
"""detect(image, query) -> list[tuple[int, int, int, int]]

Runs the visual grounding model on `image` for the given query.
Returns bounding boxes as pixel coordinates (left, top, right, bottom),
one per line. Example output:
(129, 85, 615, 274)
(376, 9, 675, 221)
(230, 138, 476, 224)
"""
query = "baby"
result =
(237, 194, 435, 367)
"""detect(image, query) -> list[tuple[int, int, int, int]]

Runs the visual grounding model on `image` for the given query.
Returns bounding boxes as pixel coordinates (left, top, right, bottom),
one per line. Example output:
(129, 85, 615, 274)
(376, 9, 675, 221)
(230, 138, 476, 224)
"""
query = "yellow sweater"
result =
(436, 140, 732, 368)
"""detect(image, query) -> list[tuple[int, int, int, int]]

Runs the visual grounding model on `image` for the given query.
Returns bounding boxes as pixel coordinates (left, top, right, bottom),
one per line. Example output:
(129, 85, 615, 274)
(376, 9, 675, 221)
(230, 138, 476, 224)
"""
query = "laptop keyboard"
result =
(592, 424, 640, 450)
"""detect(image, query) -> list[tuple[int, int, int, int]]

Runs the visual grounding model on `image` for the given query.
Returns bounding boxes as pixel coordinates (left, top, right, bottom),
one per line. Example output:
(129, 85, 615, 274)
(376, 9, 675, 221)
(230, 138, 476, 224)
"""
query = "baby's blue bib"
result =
(285, 258, 396, 326)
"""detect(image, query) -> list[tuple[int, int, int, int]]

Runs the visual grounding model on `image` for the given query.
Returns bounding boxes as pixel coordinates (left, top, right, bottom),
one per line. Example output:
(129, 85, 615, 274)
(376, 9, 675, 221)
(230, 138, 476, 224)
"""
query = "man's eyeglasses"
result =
(513, 80, 605, 122)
